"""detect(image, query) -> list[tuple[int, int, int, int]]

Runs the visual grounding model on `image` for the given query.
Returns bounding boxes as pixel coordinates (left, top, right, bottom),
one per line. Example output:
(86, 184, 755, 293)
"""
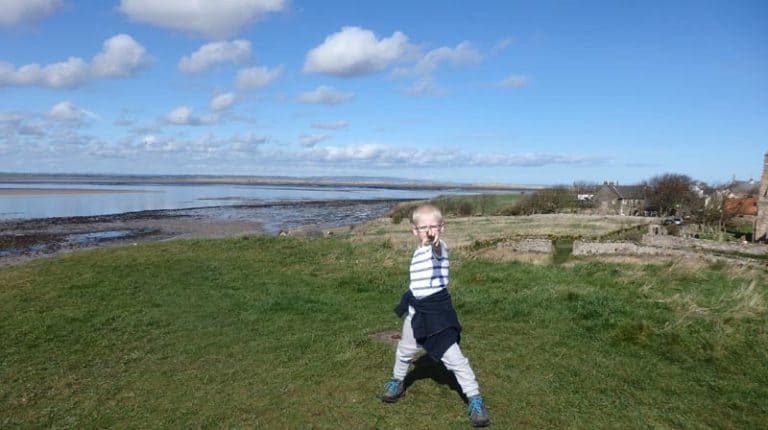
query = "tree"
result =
(644, 173, 700, 216)
(501, 186, 576, 215)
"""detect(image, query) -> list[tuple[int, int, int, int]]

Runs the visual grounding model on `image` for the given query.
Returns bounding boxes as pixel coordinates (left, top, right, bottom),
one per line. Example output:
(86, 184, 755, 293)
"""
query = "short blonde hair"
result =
(411, 204, 443, 225)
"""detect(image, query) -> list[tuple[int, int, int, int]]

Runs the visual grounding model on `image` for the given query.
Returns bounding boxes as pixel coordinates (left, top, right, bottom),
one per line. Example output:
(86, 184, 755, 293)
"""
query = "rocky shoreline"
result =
(0, 198, 412, 266)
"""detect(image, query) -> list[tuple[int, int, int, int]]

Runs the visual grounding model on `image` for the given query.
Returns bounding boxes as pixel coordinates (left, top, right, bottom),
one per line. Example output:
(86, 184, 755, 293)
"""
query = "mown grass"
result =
(1, 236, 767, 428)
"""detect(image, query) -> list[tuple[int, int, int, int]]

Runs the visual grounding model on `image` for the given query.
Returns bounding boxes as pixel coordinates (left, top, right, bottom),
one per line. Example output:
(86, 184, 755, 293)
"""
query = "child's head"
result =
(411, 204, 444, 245)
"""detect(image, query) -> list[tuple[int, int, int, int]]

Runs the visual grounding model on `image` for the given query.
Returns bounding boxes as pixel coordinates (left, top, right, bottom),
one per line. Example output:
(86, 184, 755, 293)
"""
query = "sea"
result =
(0, 182, 486, 229)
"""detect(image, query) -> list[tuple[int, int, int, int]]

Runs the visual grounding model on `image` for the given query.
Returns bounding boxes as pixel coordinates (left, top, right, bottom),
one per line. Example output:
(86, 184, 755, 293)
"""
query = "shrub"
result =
(388, 201, 422, 224)
(458, 201, 474, 216)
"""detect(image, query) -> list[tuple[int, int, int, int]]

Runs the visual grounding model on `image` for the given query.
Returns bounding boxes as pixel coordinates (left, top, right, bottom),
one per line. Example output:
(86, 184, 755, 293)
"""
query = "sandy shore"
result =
(0, 188, 148, 195)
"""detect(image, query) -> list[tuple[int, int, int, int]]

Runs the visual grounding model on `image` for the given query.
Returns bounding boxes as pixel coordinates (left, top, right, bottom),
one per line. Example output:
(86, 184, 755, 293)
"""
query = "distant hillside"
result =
(0, 172, 541, 191)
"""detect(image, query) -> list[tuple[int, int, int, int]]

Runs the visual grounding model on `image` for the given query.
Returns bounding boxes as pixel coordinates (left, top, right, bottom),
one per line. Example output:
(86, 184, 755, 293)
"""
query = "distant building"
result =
(595, 182, 647, 216)
(725, 196, 758, 216)
(727, 179, 760, 198)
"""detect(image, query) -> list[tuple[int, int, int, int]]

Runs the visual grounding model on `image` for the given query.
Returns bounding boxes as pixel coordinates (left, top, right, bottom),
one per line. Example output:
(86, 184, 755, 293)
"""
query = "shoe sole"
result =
(381, 393, 403, 403)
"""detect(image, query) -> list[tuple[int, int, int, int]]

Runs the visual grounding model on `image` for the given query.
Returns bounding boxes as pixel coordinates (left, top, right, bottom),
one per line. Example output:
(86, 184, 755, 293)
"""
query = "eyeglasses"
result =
(414, 224, 443, 232)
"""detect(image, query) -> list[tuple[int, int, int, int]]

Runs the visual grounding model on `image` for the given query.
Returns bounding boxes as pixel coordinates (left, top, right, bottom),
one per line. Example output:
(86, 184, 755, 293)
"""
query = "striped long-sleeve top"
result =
(409, 240, 449, 298)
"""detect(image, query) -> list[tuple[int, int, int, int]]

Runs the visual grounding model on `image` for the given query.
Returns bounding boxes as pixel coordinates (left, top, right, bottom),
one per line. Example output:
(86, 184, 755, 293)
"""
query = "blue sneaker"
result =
(381, 378, 404, 402)
(467, 395, 490, 427)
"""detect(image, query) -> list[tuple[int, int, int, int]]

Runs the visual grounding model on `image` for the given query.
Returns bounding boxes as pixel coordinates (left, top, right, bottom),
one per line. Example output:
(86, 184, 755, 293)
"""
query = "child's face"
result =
(411, 213, 444, 246)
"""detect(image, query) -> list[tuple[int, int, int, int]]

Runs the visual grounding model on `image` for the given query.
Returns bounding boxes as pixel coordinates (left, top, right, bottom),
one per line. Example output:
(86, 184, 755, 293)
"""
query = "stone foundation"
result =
(497, 238, 554, 253)
(641, 234, 768, 256)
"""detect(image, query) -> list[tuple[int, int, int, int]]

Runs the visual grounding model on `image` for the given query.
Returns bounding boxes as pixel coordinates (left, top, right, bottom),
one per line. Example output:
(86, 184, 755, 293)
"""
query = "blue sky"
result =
(0, 0, 766, 186)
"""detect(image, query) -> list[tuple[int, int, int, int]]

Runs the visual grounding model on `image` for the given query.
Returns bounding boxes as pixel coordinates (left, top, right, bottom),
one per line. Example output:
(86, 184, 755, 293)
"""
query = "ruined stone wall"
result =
(572, 241, 665, 256)
(641, 234, 768, 256)
(756, 151, 768, 242)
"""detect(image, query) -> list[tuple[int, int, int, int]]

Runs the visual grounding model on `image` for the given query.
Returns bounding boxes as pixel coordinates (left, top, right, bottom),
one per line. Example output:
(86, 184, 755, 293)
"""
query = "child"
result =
(381, 204, 490, 427)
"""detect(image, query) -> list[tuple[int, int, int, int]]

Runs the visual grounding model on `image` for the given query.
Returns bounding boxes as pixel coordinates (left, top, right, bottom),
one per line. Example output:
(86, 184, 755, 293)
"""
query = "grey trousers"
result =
(392, 314, 481, 397)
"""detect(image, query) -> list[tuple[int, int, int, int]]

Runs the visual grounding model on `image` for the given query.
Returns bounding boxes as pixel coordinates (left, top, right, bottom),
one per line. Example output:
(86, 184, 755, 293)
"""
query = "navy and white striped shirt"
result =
(409, 240, 449, 298)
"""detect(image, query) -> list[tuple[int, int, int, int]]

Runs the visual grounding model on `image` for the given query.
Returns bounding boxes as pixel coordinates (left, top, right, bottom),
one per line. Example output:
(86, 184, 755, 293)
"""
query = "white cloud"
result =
(492, 37, 514, 54)
(164, 106, 192, 124)
(499, 74, 529, 88)
(0, 57, 89, 88)
(209, 92, 237, 111)
(299, 133, 329, 147)
(19, 122, 47, 136)
(297, 86, 354, 105)
(0, 34, 148, 89)
(90, 34, 149, 78)
(164, 106, 217, 125)
(142, 134, 179, 153)
(303, 26, 415, 77)
(178, 40, 251, 73)
(0, 112, 24, 123)
(405, 77, 445, 97)
(235, 65, 282, 90)
(48, 101, 94, 122)
(393, 41, 481, 77)
(232, 132, 268, 151)
(311, 120, 348, 130)
(300, 143, 414, 165)
(391, 41, 481, 97)
(0, 0, 61, 27)
(293, 144, 600, 168)
(119, 0, 286, 38)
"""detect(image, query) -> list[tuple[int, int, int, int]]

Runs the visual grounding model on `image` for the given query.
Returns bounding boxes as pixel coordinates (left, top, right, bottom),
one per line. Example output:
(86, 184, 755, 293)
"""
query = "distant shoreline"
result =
(0, 173, 541, 192)
(0, 188, 148, 196)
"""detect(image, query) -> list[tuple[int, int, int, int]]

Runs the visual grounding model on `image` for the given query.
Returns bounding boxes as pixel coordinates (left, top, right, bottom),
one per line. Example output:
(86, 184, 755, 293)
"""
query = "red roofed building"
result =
(724, 196, 758, 216)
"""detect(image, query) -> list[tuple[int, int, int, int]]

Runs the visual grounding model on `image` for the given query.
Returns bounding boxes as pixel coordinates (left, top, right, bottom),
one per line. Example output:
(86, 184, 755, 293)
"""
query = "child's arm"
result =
(432, 239, 442, 257)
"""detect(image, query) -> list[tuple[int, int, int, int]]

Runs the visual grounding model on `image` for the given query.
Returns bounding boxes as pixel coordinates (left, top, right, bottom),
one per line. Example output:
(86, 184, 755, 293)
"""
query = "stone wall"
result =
(755, 151, 768, 242)
(497, 238, 553, 253)
(642, 234, 768, 256)
(572, 241, 668, 256)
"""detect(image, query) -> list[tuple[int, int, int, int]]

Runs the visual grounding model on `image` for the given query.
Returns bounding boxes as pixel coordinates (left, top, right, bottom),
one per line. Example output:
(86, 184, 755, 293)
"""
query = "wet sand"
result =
(0, 188, 148, 195)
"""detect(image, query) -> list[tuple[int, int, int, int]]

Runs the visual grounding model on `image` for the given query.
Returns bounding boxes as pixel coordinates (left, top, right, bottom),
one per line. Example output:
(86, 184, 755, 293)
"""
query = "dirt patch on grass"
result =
(370, 330, 401, 346)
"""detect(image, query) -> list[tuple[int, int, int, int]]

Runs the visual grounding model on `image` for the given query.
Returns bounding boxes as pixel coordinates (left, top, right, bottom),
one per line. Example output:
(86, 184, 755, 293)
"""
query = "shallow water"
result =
(0, 182, 462, 220)
(0, 229, 154, 258)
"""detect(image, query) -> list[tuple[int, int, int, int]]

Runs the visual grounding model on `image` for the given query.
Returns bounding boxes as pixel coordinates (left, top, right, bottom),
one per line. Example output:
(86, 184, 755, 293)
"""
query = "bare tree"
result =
(645, 173, 700, 216)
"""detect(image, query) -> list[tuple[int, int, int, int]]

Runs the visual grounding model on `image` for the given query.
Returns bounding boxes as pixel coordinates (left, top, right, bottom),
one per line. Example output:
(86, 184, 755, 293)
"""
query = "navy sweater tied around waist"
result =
(394, 289, 462, 361)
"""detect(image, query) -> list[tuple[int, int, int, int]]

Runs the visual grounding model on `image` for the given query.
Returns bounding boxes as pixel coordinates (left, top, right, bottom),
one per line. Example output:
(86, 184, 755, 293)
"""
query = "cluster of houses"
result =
(585, 179, 758, 218)
(574, 152, 768, 242)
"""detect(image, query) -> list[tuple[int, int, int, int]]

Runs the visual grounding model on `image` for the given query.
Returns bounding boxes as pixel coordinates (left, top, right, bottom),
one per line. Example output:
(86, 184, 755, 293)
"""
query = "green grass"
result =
(2, 236, 767, 428)
(551, 239, 573, 265)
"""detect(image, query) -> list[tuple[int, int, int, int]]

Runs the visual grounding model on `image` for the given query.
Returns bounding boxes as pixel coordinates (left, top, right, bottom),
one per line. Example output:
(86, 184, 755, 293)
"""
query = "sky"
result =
(0, 0, 766, 186)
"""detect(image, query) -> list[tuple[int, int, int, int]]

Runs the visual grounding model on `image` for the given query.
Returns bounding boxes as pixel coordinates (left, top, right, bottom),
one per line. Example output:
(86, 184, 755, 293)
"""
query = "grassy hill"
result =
(1, 234, 766, 428)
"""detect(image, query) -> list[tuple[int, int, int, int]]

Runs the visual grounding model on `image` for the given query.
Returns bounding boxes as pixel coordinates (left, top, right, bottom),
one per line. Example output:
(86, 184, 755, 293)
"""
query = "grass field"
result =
(2, 233, 767, 428)
(340, 213, 654, 249)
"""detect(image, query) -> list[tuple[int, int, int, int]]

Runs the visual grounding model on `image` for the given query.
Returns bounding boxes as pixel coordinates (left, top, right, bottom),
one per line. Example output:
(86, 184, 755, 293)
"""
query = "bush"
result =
(388, 201, 422, 224)
(497, 187, 577, 215)
(458, 201, 474, 216)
